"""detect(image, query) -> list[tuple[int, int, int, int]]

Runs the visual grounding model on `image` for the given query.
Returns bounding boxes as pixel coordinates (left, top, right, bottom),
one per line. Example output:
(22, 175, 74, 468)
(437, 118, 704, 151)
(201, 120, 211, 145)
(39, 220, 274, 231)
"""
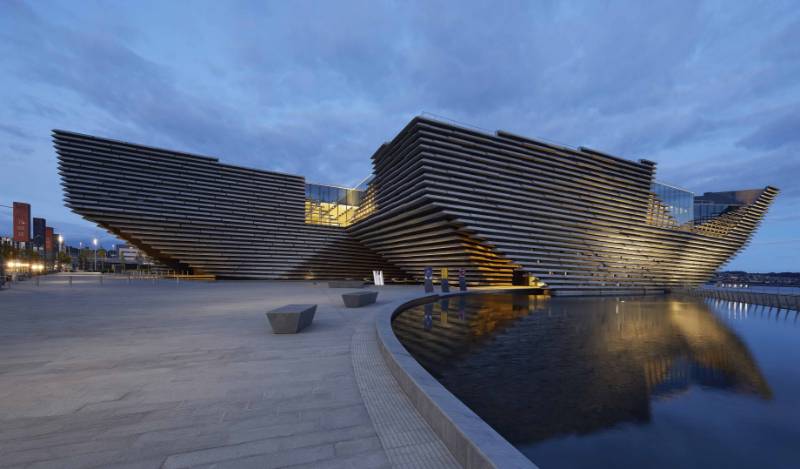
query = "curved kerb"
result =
(375, 289, 540, 469)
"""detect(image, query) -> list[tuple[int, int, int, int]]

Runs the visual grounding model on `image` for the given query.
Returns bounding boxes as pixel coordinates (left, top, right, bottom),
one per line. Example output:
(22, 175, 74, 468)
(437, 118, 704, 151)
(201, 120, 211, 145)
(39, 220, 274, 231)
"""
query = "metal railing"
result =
(685, 287, 800, 311)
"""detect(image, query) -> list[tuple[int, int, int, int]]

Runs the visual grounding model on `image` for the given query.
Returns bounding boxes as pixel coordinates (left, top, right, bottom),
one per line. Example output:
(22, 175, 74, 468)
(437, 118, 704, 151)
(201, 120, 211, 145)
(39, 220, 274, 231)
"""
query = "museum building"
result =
(54, 116, 778, 294)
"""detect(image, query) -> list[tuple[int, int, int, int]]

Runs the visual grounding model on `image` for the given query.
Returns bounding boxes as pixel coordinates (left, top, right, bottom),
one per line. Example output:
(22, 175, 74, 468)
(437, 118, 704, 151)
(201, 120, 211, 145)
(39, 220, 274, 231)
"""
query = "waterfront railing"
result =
(687, 287, 800, 311)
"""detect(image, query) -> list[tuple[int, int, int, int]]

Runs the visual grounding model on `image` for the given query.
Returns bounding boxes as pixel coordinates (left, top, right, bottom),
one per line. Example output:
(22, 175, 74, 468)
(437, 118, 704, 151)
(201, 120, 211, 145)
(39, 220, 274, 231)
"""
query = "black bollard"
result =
(424, 266, 434, 293)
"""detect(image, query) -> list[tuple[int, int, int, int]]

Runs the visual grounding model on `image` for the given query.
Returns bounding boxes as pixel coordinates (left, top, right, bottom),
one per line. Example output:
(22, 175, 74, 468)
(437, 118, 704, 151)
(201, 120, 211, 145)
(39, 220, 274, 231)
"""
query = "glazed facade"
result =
(54, 116, 778, 294)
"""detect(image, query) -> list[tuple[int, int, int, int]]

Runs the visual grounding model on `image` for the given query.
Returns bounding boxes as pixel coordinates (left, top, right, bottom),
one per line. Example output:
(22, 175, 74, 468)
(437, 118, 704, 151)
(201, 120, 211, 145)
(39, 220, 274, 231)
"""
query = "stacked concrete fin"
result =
(54, 130, 403, 280)
(349, 117, 778, 294)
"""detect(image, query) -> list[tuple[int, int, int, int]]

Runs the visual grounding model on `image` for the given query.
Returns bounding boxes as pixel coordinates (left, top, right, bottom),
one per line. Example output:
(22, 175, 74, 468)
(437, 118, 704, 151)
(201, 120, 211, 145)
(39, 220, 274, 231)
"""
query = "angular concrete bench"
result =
(265, 304, 317, 334)
(328, 280, 365, 288)
(342, 291, 378, 308)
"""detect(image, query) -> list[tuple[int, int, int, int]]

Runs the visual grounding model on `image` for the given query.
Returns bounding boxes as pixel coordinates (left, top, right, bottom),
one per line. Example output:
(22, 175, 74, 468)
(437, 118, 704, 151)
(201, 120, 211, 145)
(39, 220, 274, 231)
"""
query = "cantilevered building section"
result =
(54, 116, 778, 294)
(53, 130, 402, 280)
(347, 117, 778, 294)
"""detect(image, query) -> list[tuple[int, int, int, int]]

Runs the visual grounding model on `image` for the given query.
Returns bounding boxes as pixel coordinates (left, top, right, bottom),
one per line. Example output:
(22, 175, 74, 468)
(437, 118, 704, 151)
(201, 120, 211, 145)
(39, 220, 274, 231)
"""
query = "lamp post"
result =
(57, 235, 63, 271)
(93, 238, 98, 272)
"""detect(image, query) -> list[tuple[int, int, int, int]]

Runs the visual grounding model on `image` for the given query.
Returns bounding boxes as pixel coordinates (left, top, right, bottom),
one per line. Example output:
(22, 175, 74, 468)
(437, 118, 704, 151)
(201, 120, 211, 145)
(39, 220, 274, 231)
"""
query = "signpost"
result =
(372, 270, 384, 286)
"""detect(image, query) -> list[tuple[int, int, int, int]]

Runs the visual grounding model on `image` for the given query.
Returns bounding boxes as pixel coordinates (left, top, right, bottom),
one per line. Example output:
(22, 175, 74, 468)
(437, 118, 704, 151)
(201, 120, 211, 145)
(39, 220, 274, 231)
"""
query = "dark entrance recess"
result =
(512, 269, 530, 286)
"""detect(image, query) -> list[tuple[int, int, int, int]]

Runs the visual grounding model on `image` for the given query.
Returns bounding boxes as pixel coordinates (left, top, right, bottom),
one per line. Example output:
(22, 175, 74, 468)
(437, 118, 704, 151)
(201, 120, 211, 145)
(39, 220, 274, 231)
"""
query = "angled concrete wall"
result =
(349, 117, 778, 293)
(54, 130, 403, 280)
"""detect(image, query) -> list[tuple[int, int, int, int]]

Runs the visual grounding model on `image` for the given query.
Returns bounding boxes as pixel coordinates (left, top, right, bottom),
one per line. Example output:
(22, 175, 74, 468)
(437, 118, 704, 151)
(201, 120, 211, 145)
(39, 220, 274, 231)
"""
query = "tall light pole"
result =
(57, 235, 63, 271)
(93, 238, 98, 272)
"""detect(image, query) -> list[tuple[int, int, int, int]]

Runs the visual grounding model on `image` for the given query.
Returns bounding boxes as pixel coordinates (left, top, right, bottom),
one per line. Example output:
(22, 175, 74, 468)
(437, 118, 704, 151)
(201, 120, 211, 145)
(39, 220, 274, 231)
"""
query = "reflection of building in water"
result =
(393, 294, 542, 371)
(393, 295, 771, 445)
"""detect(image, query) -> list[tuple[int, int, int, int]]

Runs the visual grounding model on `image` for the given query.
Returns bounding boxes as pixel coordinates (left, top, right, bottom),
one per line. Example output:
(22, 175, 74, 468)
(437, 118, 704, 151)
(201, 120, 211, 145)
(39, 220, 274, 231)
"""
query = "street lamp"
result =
(93, 238, 98, 272)
(57, 235, 64, 272)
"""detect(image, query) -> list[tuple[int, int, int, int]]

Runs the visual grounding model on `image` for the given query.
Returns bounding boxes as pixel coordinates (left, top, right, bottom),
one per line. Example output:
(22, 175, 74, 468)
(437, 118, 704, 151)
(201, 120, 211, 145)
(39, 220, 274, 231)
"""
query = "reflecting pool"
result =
(393, 294, 800, 468)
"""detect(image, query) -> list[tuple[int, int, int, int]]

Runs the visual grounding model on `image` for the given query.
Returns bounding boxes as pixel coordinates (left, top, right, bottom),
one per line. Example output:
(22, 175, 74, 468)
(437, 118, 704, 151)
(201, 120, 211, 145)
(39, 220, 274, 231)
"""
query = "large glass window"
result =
(304, 182, 369, 227)
(651, 182, 694, 226)
(693, 201, 740, 224)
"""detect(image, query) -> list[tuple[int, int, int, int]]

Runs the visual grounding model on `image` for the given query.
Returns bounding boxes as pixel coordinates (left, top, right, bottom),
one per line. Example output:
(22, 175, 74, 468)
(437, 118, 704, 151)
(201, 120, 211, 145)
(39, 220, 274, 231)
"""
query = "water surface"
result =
(393, 294, 800, 468)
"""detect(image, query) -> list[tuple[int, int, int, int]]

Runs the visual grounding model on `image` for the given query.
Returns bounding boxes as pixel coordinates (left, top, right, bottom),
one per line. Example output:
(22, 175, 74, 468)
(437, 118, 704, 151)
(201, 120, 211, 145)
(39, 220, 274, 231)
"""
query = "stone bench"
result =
(328, 280, 365, 288)
(342, 291, 378, 308)
(265, 304, 317, 334)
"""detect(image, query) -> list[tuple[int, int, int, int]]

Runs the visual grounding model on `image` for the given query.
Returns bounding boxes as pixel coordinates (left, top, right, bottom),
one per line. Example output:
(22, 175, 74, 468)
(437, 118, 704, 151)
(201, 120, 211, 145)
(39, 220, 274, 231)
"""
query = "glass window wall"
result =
(651, 182, 694, 226)
(304, 182, 368, 227)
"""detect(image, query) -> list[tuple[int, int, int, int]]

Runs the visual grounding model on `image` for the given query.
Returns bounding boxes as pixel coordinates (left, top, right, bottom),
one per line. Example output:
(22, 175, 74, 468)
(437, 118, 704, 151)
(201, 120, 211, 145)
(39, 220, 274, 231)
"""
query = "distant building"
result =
(712, 271, 800, 287)
(12, 202, 30, 243)
(33, 217, 46, 248)
(1, 236, 23, 249)
(44, 227, 54, 256)
(53, 233, 62, 252)
(117, 245, 152, 265)
(117, 245, 137, 261)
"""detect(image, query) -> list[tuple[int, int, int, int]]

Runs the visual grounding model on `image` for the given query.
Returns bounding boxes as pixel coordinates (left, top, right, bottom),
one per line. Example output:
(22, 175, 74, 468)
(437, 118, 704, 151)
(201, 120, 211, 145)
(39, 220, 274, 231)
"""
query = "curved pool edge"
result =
(375, 288, 540, 469)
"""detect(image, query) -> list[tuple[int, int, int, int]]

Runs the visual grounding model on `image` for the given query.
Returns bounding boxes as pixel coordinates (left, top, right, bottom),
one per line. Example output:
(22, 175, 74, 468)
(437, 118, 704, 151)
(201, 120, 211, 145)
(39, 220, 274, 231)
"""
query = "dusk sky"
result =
(1, 0, 798, 271)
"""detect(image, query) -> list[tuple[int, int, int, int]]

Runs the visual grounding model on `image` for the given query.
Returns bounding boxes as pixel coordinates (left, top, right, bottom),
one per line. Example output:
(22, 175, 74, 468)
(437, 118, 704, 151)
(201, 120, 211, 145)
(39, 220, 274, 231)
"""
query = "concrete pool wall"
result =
(375, 289, 539, 469)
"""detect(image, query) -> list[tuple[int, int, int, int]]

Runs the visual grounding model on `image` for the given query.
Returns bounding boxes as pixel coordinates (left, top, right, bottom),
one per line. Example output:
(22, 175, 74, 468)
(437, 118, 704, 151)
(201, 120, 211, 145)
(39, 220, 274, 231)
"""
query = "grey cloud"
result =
(737, 111, 800, 151)
(1, 2, 377, 184)
(662, 144, 800, 200)
(0, 124, 31, 139)
(8, 143, 34, 156)
(10, 95, 67, 119)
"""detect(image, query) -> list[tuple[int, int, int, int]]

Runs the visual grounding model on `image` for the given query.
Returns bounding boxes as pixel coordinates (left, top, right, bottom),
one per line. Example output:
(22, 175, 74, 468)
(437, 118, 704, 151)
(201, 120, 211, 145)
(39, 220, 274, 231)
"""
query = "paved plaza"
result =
(0, 276, 459, 468)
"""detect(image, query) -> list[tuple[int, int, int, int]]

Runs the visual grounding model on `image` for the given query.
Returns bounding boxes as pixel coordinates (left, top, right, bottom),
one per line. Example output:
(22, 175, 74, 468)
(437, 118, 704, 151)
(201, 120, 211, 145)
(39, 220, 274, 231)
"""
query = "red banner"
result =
(12, 202, 31, 242)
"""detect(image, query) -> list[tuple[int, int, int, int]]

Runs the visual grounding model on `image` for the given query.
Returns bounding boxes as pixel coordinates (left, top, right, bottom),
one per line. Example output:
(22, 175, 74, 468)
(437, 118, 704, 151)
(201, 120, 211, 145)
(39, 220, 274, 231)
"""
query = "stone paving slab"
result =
(351, 321, 458, 469)
(0, 279, 460, 468)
